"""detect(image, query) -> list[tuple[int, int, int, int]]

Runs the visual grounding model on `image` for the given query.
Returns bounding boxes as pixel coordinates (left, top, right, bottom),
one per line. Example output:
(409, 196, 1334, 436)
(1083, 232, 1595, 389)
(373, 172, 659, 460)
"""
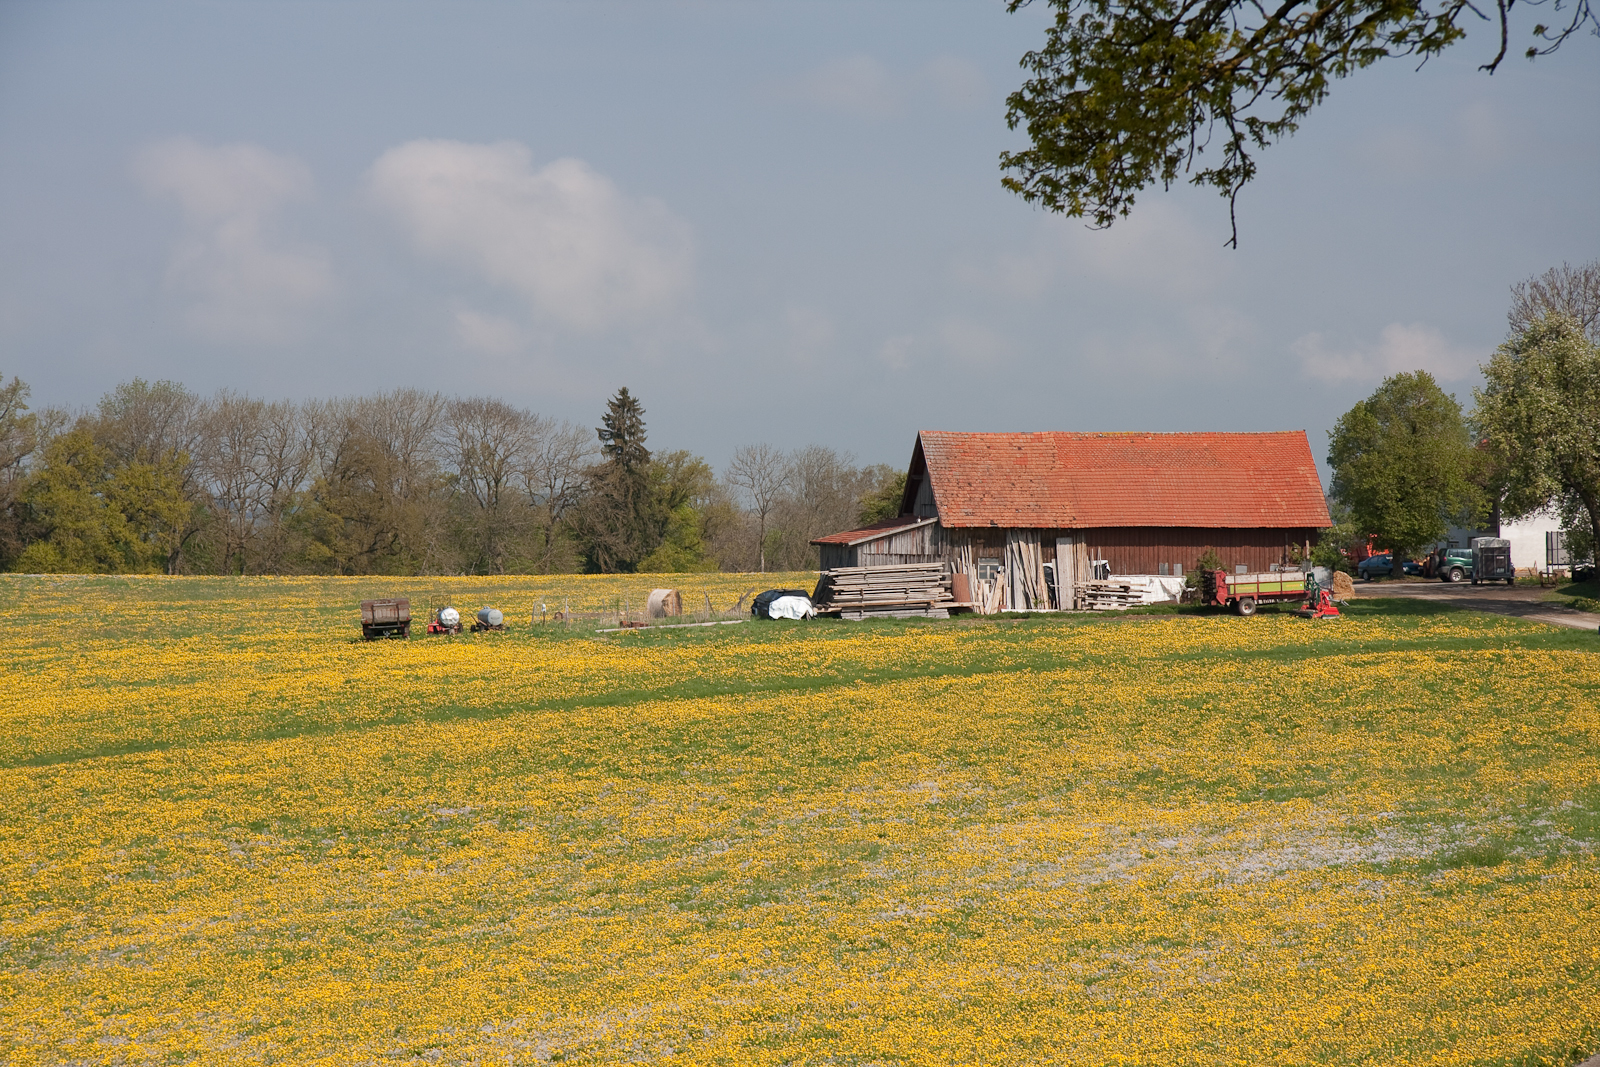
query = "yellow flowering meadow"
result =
(1, 575, 1597, 1065)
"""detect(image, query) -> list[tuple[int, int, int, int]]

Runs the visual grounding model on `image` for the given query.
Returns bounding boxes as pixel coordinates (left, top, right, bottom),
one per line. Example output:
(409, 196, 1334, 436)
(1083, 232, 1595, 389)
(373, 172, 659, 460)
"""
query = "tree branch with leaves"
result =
(1002, 0, 1596, 245)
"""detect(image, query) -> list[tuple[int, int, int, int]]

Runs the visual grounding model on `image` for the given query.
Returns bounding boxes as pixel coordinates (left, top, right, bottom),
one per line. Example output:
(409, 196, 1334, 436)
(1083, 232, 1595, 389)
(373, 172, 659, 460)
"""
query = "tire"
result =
(1448, 567, 1464, 583)
(1507, 576, 1516, 586)
(1236, 597, 1257, 617)
(1364, 573, 1374, 583)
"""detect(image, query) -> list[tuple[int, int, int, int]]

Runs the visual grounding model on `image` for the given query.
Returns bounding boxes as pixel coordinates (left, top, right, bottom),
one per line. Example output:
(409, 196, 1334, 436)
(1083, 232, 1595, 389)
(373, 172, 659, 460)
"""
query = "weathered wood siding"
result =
(1067, 526, 1318, 575)
(822, 522, 942, 568)
(830, 522, 1316, 575)
(857, 522, 938, 567)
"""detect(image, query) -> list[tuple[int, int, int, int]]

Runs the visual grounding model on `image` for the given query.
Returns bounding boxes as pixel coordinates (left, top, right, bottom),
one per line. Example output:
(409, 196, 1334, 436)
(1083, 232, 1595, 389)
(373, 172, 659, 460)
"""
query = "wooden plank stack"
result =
(1082, 579, 1148, 611)
(813, 562, 954, 619)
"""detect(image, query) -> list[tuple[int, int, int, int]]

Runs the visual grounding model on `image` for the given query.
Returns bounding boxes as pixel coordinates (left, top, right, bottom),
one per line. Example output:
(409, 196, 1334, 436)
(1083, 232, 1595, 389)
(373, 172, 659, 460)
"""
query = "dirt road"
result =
(1347, 578, 1600, 632)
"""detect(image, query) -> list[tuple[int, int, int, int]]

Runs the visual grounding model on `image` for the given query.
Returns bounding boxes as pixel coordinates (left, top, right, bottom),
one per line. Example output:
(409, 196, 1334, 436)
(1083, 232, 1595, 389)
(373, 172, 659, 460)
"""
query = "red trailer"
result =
(1202, 570, 1315, 616)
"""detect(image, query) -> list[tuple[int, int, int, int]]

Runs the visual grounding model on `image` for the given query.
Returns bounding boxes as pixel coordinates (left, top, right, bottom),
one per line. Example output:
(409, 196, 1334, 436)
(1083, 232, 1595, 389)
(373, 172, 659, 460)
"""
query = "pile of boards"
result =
(812, 562, 954, 619)
(1082, 579, 1152, 610)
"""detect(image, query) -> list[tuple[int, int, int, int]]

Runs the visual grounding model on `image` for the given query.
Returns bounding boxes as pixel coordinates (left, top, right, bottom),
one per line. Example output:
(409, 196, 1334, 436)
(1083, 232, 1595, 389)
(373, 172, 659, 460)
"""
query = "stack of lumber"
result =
(1082, 579, 1149, 610)
(813, 563, 954, 620)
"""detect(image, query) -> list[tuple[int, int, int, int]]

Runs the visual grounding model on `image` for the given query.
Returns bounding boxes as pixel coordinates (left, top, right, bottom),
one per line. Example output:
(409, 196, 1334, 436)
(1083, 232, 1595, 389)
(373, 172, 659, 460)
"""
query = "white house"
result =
(1499, 508, 1571, 577)
(1441, 507, 1570, 576)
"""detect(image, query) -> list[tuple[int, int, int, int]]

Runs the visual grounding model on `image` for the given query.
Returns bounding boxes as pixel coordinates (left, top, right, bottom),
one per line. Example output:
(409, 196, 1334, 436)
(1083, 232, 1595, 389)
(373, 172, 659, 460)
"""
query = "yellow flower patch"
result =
(0, 576, 1596, 1065)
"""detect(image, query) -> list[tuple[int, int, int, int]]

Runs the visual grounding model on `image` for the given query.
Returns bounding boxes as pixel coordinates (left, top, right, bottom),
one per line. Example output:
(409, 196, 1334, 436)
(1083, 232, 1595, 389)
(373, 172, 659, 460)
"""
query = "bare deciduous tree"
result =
(521, 417, 596, 572)
(769, 445, 878, 570)
(307, 390, 450, 574)
(444, 397, 536, 573)
(725, 443, 790, 573)
(199, 391, 268, 574)
(251, 400, 316, 572)
(1509, 260, 1600, 341)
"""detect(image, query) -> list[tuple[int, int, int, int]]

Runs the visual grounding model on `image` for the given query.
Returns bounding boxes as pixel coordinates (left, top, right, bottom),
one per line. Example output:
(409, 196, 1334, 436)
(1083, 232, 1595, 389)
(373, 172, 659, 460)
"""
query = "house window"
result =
(977, 560, 1002, 582)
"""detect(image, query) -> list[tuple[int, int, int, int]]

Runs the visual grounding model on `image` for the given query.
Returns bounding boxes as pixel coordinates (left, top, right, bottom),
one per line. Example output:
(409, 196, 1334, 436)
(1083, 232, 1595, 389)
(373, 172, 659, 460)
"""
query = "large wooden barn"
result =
(813, 430, 1332, 583)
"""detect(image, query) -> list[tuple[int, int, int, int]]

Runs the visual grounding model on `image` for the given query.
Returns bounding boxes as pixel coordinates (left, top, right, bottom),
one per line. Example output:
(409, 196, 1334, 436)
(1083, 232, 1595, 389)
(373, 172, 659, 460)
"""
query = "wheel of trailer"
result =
(1235, 597, 1257, 617)
(1506, 576, 1516, 586)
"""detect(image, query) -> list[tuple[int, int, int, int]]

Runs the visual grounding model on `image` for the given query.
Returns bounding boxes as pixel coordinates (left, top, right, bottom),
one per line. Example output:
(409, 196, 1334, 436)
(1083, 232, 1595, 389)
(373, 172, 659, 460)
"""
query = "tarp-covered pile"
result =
(753, 589, 815, 620)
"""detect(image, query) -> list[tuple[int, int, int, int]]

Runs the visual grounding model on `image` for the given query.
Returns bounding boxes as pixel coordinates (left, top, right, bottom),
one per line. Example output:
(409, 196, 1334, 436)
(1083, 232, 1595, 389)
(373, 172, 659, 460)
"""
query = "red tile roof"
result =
(810, 515, 934, 546)
(918, 430, 1331, 529)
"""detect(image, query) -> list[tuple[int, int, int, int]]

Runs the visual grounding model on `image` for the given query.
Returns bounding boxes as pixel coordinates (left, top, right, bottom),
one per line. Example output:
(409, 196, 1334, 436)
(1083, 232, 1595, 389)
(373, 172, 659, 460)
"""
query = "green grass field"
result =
(2, 574, 1598, 1065)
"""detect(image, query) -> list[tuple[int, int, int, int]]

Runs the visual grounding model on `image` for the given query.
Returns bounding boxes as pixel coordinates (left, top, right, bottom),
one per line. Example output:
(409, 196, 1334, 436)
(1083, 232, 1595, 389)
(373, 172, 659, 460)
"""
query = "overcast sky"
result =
(1, 1, 1596, 480)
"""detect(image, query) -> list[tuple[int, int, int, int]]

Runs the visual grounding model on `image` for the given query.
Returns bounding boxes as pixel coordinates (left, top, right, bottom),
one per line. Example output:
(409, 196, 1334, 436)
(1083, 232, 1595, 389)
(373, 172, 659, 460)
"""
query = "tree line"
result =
(1321, 261, 1600, 573)
(0, 380, 903, 576)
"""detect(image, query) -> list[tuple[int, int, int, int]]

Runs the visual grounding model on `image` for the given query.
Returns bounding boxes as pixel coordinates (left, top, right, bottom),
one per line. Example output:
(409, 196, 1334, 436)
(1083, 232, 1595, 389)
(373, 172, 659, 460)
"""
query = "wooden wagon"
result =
(360, 598, 411, 640)
(1202, 570, 1312, 616)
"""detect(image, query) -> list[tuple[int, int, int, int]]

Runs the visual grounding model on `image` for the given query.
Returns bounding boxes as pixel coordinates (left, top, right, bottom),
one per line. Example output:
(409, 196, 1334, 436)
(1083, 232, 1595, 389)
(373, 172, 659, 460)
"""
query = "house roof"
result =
(914, 430, 1331, 529)
(810, 515, 936, 546)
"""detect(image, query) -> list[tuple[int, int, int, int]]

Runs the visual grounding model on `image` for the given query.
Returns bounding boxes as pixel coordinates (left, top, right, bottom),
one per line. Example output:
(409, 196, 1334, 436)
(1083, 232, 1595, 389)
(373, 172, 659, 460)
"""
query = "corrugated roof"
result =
(918, 430, 1331, 529)
(810, 515, 935, 546)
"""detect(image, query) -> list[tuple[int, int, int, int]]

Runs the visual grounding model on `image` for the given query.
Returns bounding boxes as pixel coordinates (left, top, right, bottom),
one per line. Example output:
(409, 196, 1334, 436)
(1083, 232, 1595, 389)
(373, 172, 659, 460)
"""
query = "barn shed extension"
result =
(813, 431, 1332, 585)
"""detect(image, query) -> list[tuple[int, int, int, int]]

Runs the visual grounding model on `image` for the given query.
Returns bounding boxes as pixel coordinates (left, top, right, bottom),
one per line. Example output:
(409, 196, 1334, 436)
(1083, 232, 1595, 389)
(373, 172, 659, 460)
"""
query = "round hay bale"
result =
(1331, 571, 1355, 598)
(647, 589, 682, 618)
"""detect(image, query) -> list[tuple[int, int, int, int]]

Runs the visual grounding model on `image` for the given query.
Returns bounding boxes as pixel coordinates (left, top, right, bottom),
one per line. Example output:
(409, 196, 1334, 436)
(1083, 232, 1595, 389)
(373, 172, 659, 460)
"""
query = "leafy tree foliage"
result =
(1328, 371, 1480, 568)
(638, 451, 732, 573)
(1002, 0, 1597, 244)
(1309, 500, 1362, 573)
(857, 467, 908, 525)
(0, 373, 54, 566)
(13, 427, 188, 573)
(92, 378, 208, 572)
(1475, 314, 1600, 565)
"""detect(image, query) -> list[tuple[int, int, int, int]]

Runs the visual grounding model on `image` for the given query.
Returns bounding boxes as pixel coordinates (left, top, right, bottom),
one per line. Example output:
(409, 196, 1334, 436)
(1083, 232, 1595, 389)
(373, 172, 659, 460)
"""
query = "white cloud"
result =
(791, 55, 901, 119)
(1358, 101, 1516, 182)
(134, 138, 334, 344)
(878, 334, 915, 371)
(937, 318, 1009, 369)
(921, 56, 986, 110)
(453, 307, 525, 356)
(783, 55, 986, 119)
(870, 318, 1010, 375)
(1294, 322, 1481, 383)
(1058, 199, 1234, 299)
(368, 140, 693, 333)
(779, 304, 836, 367)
